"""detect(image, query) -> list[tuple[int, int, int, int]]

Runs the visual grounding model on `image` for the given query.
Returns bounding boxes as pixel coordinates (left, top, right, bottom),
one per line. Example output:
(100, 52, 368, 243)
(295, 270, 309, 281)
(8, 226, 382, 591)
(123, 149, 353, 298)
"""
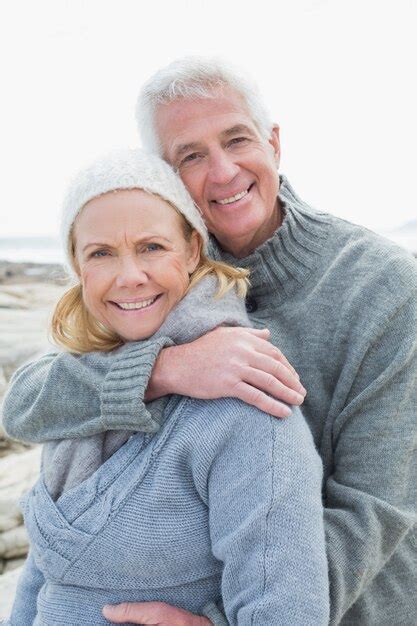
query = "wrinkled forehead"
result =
(155, 89, 258, 162)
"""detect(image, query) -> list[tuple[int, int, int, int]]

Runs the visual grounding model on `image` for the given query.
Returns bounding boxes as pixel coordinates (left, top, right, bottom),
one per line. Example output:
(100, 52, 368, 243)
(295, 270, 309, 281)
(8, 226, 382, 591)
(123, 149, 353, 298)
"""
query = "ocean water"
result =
(0, 238, 64, 264)
(383, 232, 417, 254)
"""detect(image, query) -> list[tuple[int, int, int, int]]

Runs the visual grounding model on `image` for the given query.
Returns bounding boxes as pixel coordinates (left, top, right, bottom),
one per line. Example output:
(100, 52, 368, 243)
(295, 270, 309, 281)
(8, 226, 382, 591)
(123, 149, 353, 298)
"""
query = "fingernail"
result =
(102, 605, 114, 615)
(282, 406, 292, 417)
(297, 384, 306, 395)
(294, 393, 304, 403)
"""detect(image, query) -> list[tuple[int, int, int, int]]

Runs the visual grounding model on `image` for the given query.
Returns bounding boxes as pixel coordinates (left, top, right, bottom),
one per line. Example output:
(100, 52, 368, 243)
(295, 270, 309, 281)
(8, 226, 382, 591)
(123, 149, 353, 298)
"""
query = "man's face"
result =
(155, 89, 281, 258)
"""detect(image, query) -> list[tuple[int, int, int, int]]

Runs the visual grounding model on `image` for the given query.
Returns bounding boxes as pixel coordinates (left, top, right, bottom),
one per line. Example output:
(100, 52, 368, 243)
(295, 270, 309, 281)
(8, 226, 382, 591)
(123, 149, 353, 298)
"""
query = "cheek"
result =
(260, 158, 280, 195)
(180, 171, 203, 203)
(80, 267, 106, 313)
(161, 258, 191, 300)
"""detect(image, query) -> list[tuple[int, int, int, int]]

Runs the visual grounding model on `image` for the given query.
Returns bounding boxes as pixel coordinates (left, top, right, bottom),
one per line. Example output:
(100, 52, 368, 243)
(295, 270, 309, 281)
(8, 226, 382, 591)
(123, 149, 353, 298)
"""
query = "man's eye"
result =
(229, 136, 248, 146)
(180, 152, 201, 166)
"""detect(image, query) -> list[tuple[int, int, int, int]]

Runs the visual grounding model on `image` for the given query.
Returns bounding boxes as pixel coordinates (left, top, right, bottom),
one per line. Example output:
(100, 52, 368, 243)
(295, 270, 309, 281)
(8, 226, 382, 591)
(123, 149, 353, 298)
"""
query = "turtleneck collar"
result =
(208, 175, 332, 302)
(153, 274, 250, 344)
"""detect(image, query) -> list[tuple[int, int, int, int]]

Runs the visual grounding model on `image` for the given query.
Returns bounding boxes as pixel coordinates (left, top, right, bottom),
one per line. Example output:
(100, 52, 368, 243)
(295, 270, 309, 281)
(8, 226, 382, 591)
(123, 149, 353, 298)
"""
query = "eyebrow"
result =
(81, 234, 172, 253)
(173, 124, 256, 161)
(220, 124, 256, 138)
(173, 141, 203, 160)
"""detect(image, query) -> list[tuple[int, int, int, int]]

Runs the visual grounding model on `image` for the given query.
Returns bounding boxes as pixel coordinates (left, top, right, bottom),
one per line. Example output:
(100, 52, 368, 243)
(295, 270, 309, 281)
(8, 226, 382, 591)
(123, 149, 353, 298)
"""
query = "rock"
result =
(0, 280, 67, 457)
(0, 440, 30, 460)
(3, 557, 26, 573)
(0, 526, 29, 559)
(0, 267, 68, 621)
(0, 290, 29, 310)
(0, 282, 67, 385)
(0, 260, 66, 286)
(0, 447, 41, 499)
(0, 447, 40, 591)
(0, 502, 22, 533)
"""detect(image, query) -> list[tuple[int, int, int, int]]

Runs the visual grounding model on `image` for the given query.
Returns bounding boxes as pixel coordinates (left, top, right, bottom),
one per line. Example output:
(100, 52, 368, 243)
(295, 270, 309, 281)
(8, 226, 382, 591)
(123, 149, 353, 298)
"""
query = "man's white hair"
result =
(136, 56, 274, 156)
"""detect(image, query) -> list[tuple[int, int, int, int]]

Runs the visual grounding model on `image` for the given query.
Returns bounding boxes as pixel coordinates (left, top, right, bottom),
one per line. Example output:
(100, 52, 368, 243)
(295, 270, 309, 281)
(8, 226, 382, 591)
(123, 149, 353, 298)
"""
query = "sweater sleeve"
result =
(6, 551, 44, 625)
(1, 337, 173, 443)
(325, 289, 417, 624)
(197, 402, 329, 626)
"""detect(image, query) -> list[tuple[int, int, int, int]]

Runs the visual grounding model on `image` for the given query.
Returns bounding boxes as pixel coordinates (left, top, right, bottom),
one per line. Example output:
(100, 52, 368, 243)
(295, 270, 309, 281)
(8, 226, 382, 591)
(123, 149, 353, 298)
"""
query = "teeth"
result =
(116, 297, 157, 310)
(217, 188, 249, 205)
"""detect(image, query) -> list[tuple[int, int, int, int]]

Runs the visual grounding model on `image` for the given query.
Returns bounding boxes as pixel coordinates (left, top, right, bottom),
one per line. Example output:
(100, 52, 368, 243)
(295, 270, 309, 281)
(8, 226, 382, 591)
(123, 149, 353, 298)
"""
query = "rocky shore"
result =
(0, 260, 67, 619)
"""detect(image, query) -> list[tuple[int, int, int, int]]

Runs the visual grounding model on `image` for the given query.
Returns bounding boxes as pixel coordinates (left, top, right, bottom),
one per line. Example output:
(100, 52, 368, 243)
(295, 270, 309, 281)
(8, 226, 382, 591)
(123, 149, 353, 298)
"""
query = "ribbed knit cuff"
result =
(201, 601, 229, 626)
(100, 336, 174, 432)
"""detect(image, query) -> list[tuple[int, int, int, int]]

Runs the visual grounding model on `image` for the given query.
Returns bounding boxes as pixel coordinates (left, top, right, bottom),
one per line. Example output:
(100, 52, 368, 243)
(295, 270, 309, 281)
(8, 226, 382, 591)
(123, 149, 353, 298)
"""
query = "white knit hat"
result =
(61, 148, 208, 271)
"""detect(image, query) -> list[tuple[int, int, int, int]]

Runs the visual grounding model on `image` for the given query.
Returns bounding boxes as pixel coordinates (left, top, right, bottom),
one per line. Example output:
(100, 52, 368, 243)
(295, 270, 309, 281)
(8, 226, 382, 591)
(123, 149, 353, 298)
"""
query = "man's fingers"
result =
(243, 367, 305, 406)
(273, 349, 299, 378)
(234, 381, 293, 418)
(102, 601, 211, 626)
(245, 327, 271, 338)
(250, 354, 306, 396)
(103, 602, 156, 624)
(247, 332, 300, 379)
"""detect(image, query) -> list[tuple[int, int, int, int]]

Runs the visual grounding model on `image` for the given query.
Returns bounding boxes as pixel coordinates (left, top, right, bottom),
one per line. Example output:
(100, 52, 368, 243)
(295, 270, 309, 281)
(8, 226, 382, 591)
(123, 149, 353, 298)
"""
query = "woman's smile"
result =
(108, 293, 162, 312)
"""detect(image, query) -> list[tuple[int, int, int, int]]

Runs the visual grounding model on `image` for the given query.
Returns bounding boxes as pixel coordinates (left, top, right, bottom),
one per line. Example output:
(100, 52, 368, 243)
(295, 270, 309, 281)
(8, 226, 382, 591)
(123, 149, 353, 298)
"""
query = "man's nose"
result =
(115, 255, 149, 289)
(207, 149, 240, 185)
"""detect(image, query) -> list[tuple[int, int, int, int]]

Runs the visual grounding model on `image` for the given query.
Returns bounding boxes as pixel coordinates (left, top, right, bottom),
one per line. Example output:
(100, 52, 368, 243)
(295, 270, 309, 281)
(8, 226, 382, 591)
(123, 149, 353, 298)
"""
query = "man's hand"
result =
(102, 601, 212, 625)
(147, 327, 306, 418)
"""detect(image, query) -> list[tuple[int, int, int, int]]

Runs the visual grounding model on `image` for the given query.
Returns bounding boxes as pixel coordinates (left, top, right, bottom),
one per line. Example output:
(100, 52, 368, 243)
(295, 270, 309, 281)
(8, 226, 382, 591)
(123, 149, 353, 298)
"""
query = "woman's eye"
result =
(144, 243, 163, 252)
(91, 249, 110, 258)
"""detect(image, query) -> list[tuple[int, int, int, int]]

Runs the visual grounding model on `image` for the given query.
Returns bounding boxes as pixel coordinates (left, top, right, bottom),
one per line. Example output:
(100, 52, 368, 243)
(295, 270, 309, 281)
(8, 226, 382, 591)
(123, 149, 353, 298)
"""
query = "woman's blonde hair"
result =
(51, 209, 249, 354)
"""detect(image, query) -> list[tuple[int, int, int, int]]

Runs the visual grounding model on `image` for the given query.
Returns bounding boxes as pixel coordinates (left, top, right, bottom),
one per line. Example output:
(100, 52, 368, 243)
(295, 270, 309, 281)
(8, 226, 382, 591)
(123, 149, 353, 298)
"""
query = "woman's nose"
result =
(114, 256, 149, 289)
(207, 149, 240, 186)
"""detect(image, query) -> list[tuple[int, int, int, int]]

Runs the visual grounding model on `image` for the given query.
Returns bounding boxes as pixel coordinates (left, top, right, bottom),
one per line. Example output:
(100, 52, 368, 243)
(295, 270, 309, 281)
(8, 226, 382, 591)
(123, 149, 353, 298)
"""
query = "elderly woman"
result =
(4, 149, 329, 626)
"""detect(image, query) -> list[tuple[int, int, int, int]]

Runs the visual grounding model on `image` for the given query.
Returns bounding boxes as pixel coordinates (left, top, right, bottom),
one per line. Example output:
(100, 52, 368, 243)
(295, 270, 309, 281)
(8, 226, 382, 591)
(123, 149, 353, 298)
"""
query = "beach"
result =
(0, 260, 67, 619)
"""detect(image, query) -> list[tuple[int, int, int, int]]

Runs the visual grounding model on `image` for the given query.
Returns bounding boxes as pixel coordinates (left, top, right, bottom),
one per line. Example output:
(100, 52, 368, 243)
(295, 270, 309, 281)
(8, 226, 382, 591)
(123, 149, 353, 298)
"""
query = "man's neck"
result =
(216, 199, 284, 259)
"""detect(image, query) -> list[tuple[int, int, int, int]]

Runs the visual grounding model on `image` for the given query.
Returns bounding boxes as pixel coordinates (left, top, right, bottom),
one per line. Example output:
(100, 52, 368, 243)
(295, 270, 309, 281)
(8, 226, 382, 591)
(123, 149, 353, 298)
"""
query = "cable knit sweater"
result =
(3, 175, 417, 624)
(3, 276, 329, 626)
(42, 275, 251, 500)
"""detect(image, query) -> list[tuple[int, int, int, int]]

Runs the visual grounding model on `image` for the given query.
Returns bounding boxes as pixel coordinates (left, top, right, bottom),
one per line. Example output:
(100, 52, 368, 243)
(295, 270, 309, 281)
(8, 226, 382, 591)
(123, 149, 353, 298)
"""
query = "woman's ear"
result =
(186, 231, 203, 274)
(70, 230, 82, 278)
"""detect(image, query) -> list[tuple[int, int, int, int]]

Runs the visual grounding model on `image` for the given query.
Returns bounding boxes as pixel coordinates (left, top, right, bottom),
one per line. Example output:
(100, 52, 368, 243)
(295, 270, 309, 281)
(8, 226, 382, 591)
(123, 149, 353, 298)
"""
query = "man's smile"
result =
(211, 183, 255, 206)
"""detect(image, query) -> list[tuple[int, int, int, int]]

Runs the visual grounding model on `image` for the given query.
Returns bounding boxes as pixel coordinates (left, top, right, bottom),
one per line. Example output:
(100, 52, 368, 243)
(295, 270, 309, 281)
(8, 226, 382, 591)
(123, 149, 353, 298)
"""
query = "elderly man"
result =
(4, 58, 417, 625)
(105, 58, 417, 625)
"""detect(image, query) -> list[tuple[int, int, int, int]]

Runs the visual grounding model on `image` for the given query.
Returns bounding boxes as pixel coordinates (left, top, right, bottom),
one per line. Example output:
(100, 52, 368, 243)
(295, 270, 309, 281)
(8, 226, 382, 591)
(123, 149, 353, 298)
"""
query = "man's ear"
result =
(269, 124, 281, 166)
(187, 230, 203, 274)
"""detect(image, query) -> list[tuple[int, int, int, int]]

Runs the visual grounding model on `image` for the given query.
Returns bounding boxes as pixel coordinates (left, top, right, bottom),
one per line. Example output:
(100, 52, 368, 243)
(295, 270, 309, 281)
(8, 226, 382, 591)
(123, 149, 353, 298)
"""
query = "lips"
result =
(212, 183, 254, 205)
(110, 294, 161, 311)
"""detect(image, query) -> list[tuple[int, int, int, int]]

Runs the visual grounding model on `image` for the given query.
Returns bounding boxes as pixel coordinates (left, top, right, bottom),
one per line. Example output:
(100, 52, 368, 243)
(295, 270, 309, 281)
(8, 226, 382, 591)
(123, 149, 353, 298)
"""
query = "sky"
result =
(0, 0, 416, 237)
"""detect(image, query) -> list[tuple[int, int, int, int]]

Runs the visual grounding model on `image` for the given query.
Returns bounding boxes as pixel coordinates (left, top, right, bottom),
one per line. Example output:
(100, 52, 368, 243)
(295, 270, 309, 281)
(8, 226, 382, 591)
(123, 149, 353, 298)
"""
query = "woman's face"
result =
(73, 189, 201, 341)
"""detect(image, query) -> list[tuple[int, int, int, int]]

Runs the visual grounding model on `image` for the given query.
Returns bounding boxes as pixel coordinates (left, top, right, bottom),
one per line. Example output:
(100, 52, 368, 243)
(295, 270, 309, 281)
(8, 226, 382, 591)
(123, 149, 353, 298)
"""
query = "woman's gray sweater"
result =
(3, 175, 417, 625)
(4, 277, 329, 626)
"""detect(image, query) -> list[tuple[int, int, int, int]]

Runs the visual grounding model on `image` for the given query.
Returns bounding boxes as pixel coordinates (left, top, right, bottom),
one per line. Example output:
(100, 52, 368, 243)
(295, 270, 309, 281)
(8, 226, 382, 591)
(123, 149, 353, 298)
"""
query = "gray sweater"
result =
(43, 275, 252, 500)
(3, 175, 417, 625)
(4, 276, 329, 626)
